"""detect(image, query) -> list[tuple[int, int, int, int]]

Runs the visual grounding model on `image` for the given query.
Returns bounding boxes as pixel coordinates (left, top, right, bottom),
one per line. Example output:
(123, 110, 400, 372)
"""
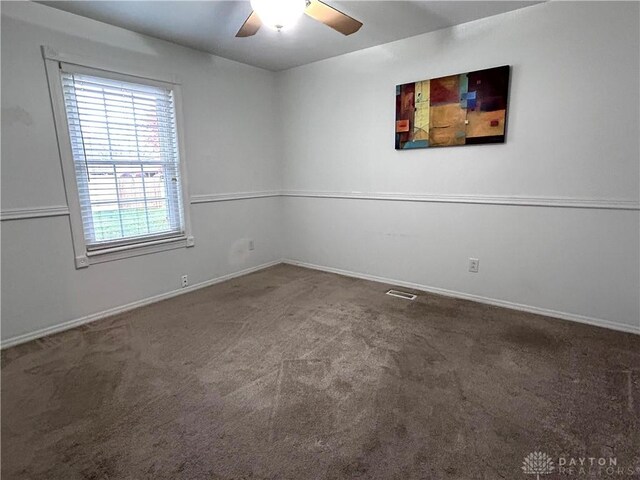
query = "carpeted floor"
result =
(2, 264, 639, 479)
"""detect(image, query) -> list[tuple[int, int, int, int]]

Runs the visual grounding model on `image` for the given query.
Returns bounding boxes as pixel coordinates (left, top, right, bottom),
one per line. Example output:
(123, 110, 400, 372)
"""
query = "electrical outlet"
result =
(181, 274, 188, 288)
(248, 240, 255, 251)
(468, 258, 479, 273)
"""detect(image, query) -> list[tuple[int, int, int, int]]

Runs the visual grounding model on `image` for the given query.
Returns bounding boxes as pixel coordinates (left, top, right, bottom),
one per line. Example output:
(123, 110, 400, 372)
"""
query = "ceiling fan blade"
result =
(236, 10, 262, 37)
(304, 0, 362, 36)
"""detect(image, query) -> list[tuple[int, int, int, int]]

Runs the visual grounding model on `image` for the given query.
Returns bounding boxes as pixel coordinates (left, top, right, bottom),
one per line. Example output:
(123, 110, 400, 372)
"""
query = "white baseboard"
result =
(4, 258, 637, 349)
(283, 259, 640, 335)
(0, 260, 282, 350)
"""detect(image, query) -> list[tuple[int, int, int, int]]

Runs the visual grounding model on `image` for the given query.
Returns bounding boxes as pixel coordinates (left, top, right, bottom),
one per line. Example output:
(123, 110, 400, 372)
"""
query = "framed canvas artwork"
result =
(395, 65, 510, 150)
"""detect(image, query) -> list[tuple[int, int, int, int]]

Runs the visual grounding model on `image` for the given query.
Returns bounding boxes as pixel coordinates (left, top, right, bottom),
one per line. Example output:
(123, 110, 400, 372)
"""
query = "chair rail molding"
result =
(280, 190, 640, 210)
(190, 191, 281, 204)
(0, 206, 71, 221)
(2, 191, 638, 222)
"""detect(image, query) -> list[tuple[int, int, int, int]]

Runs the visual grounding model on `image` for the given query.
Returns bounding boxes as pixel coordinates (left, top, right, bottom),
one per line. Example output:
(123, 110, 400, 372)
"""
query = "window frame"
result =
(43, 47, 194, 268)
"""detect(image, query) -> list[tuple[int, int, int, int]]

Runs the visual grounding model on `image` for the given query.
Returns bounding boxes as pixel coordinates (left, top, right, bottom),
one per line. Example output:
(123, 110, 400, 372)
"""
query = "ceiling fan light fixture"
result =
(249, 0, 306, 31)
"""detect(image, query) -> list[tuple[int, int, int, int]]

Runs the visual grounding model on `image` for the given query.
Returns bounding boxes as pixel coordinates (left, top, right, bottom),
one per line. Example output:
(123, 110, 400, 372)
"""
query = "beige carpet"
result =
(2, 264, 639, 479)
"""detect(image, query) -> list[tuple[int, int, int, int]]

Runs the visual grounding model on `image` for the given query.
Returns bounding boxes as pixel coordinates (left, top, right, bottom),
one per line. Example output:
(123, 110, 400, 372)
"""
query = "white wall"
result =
(2, 1, 639, 345)
(279, 2, 640, 332)
(1, 1, 283, 344)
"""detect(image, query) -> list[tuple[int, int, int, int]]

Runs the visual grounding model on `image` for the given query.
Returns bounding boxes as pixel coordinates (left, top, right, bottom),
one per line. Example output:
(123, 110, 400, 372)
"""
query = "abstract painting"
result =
(395, 65, 510, 150)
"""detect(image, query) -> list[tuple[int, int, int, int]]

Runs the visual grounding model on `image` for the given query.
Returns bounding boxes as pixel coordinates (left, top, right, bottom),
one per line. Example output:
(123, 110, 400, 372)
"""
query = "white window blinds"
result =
(60, 67, 185, 250)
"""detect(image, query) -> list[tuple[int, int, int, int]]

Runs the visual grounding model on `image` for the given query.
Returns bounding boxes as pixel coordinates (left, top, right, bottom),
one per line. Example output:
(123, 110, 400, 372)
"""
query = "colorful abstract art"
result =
(395, 65, 510, 150)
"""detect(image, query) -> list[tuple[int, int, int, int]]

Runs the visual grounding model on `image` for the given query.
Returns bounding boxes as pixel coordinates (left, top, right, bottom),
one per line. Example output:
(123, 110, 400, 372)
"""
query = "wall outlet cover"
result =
(469, 258, 480, 273)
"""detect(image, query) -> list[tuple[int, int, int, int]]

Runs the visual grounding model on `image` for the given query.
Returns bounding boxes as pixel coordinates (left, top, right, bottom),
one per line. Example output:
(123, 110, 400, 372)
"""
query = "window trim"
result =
(43, 46, 194, 269)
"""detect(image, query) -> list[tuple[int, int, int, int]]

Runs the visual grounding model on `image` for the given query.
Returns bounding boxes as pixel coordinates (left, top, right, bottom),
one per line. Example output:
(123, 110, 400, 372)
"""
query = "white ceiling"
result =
(39, 1, 540, 71)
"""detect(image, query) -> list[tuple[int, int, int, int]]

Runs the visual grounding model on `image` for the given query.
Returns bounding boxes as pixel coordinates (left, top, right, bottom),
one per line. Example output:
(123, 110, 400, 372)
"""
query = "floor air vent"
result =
(385, 289, 417, 300)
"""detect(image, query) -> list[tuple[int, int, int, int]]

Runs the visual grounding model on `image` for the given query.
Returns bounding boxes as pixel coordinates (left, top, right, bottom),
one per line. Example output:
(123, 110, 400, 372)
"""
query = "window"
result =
(44, 50, 193, 268)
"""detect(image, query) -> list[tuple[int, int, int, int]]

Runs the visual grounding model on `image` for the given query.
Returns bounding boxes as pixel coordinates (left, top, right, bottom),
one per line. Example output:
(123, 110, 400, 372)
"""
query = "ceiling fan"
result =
(236, 0, 363, 37)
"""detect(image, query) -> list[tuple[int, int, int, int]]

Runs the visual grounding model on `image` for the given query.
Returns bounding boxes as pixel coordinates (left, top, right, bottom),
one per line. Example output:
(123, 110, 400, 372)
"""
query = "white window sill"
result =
(75, 235, 195, 268)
